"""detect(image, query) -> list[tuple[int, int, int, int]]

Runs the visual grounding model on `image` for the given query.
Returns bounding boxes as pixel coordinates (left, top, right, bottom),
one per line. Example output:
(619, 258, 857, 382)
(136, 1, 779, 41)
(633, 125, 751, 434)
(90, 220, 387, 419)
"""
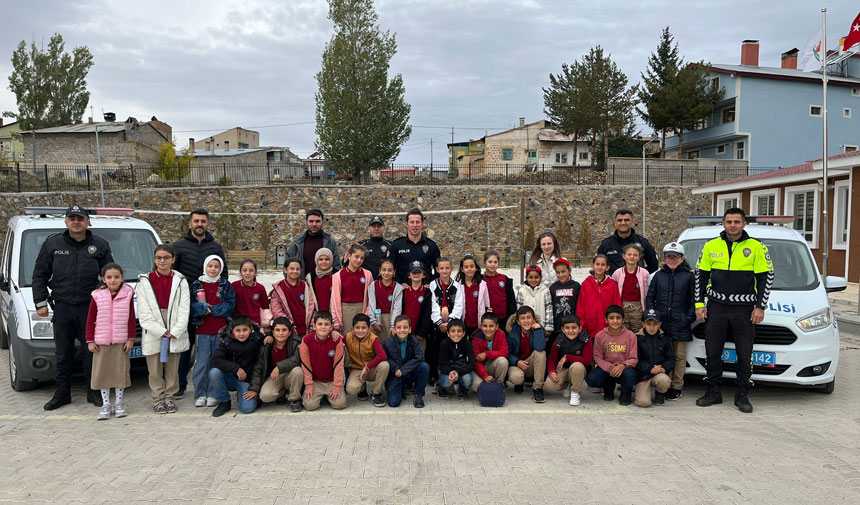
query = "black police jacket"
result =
(596, 229, 659, 275)
(32, 230, 114, 307)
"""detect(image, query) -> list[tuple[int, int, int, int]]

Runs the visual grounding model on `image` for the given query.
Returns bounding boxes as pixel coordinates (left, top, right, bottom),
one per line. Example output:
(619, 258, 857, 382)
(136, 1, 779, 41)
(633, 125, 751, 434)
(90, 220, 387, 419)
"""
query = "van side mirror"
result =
(824, 276, 847, 293)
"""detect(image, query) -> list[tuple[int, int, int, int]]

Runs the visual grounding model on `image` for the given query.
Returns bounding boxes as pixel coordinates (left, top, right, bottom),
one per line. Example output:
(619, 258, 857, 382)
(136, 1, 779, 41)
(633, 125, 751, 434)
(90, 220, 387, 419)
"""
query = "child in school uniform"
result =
(611, 244, 650, 333)
(455, 255, 489, 337)
(299, 311, 348, 411)
(470, 312, 509, 391)
(331, 244, 373, 334)
(306, 248, 337, 313)
(428, 257, 464, 385)
(482, 250, 516, 323)
(248, 317, 305, 413)
(136, 244, 190, 415)
(576, 254, 621, 339)
(190, 255, 236, 408)
(506, 306, 547, 403)
(232, 259, 272, 332)
(544, 315, 592, 406)
(367, 259, 403, 343)
(87, 263, 136, 420)
(548, 257, 581, 350)
(382, 315, 430, 408)
(634, 309, 675, 408)
(344, 313, 389, 407)
(516, 265, 553, 333)
(402, 261, 432, 351)
(585, 305, 638, 406)
(270, 257, 316, 338)
(208, 316, 265, 416)
(436, 319, 474, 400)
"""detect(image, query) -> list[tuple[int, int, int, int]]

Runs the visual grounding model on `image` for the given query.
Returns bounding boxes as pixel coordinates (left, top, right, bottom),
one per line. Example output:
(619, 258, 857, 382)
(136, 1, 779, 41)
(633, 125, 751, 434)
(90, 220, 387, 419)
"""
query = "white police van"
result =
(0, 207, 161, 390)
(679, 217, 845, 393)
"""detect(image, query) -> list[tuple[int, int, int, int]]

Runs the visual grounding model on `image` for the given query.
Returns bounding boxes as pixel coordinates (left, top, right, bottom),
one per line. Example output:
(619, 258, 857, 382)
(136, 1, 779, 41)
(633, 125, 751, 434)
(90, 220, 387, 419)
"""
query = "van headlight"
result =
(796, 308, 831, 332)
(29, 311, 54, 339)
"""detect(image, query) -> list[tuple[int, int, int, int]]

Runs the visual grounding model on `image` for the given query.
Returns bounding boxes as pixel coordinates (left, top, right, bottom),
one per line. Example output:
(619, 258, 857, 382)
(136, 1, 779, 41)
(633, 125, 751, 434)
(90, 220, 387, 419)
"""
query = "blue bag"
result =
(477, 379, 506, 407)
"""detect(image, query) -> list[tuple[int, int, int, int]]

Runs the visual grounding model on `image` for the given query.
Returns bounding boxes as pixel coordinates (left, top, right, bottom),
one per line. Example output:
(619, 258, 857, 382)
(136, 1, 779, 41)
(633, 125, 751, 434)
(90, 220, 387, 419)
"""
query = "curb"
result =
(836, 315, 860, 337)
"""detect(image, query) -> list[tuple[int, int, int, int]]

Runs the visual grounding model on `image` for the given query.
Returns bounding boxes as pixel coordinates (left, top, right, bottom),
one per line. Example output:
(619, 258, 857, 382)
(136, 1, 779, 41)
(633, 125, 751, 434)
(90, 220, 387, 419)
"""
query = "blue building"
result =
(664, 40, 860, 172)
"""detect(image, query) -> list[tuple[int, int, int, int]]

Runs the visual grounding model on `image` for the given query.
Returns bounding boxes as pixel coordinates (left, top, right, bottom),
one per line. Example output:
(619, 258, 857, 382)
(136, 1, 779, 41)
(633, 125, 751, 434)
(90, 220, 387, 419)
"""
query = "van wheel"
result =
(817, 380, 835, 395)
(8, 341, 37, 391)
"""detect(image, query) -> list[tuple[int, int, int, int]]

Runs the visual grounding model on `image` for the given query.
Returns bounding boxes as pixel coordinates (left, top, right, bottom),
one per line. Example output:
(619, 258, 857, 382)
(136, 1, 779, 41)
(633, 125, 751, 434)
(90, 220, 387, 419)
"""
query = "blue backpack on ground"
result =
(478, 379, 506, 407)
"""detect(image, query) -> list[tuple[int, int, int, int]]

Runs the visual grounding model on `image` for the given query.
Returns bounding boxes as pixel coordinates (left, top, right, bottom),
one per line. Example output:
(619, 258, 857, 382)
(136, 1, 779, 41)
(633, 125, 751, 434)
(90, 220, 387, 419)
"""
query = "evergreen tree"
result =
(667, 63, 723, 156)
(543, 60, 592, 165)
(314, 0, 411, 184)
(638, 27, 682, 157)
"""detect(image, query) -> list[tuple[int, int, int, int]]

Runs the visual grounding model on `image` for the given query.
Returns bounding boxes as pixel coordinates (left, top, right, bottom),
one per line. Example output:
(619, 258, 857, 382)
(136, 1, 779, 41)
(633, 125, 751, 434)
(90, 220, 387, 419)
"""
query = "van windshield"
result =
(19, 228, 158, 287)
(681, 237, 819, 291)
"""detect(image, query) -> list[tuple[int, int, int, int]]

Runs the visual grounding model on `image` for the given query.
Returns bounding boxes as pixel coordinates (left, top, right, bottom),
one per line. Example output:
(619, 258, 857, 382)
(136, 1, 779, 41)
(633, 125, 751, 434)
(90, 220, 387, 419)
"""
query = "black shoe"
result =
(734, 392, 753, 413)
(458, 388, 469, 401)
(428, 377, 437, 387)
(514, 384, 524, 394)
(87, 388, 103, 407)
(357, 387, 370, 401)
(436, 385, 449, 398)
(654, 392, 666, 405)
(533, 388, 545, 403)
(175, 384, 186, 400)
(619, 391, 632, 406)
(414, 396, 425, 408)
(696, 389, 723, 407)
(212, 400, 232, 417)
(371, 393, 385, 407)
(289, 400, 302, 413)
(276, 394, 289, 405)
(405, 384, 415, 396)
(44, 384, 72, 411)
(665, 388, 682, 401)
(603, 389, 615, 401)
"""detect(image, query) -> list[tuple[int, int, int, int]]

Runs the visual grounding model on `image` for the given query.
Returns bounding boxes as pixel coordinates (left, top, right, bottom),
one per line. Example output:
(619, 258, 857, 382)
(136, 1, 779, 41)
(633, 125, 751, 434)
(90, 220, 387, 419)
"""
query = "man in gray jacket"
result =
(286, 209, 341, 276)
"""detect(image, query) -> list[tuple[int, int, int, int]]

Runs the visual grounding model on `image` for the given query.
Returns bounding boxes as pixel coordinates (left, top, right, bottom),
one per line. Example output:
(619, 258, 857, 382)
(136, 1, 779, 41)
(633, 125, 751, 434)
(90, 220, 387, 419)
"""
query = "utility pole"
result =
(430, 138, 433, 167)
(450, 127, 455, 173)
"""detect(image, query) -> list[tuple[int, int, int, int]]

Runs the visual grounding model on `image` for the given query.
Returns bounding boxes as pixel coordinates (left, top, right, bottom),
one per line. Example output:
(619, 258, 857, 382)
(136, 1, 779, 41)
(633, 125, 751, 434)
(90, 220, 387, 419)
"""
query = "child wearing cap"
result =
(611, 244, 650, 333)
(645, 242, 695, 401)
(548, 257, 580, 350)
(402, 260, 432, 351)
(634, 309, 675, 407)
(516, 265, 553, 332)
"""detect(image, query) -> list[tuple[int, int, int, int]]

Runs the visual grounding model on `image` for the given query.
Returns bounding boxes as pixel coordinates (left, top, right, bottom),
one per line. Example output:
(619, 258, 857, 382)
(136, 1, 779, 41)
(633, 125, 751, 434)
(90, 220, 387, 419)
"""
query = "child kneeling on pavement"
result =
(436, 318, 474, 400)
(345, 313, 389, 408)
(248, 317, 305, 413)
(299, 311, 347, 411)
(506, 306, 547, 403)
(585, 305, 638, 405)
(383, 315, 430, 408)
(545, 315, 592, 406)
(470, 312, 509, 392)
(209, 316, 265, 417)
(634, 309, 674, 407)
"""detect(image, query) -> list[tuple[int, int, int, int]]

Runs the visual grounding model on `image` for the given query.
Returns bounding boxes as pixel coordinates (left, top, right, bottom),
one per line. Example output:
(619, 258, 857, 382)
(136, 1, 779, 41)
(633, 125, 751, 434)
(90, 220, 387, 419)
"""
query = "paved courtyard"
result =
(1, 326, 859, 505)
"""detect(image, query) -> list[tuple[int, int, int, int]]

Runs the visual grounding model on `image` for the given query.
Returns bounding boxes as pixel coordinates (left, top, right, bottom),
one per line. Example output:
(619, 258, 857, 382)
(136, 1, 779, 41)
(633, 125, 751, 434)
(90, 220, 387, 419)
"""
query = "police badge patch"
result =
(743, 248, 752, 258)
(88, 245, 97, 255)
(422, 245, 429, 254)
(381, 245, 388, 252)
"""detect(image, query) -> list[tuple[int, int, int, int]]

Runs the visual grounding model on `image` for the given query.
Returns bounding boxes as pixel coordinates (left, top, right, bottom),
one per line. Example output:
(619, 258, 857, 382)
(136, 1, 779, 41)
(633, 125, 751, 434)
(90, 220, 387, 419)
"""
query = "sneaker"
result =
(603, 390, 615, 401)
(696, 389, 723, 407)
(413, 396, 425, 408)
(87, 388, 103, 407)
(206, 397, 218, 407)
(175, 385, 186, 400)
(619, 391, 632, 406)
(371, 393, 385, 407)
(665, 388, 682, 401)
(514, 384, 524, 394)
(436, 385, 449, 398)
(114, 401, 128, 418)
(97, 404, 112, 420)
(194, 397, 206, 407)
(357, 387, 370, 401)
(153, 402, 168, 414)
(734, 392, 753, 414)
(212, 400, 232, 417)
(533, 388, 545, 403)
(457, 389, 469, 401)
(561, 389, 570, 398)
(289, 400, 302, 412)
(654, 392, 666, 405)
(569, 392, 581, 406)
(165, 401, 178, 414)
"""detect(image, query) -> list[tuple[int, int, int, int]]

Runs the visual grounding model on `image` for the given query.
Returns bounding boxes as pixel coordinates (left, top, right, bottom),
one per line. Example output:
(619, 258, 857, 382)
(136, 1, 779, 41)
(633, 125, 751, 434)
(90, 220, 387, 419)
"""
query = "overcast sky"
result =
(1, 1, 857, 163)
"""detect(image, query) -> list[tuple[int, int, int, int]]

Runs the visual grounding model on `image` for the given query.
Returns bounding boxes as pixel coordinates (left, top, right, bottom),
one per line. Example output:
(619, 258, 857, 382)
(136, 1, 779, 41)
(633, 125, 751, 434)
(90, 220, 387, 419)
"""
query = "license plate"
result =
(129, 346, 143, 358)
(721, 349, 775, 366)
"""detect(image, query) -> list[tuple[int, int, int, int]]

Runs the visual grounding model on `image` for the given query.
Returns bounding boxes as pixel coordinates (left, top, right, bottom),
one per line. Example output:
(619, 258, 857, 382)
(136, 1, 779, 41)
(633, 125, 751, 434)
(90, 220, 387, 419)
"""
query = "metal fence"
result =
(0, 161, 758, 193)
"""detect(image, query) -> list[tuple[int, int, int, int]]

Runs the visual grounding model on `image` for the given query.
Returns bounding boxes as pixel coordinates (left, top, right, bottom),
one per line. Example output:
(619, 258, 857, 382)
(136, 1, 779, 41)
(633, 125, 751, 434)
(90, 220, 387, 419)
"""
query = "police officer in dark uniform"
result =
(359, 216, 392, 280)
(32, 205, 114, 410)
(596, 209, 660, 275)
(390, 209, 441, 284)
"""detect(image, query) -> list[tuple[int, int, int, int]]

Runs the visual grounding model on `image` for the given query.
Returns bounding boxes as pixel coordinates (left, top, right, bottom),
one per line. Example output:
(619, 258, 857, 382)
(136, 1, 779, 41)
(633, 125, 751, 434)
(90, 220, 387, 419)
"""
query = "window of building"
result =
(711, 77, 720, 90)
(833, 180, 850, 249)
(579, 151, 588, 160)
(716, 193, 741, 216)
(750, 189, 779, 216)
(810, 105, 822, 116)
(721, 107, 735, 124)
(844, 108, 852, 118)
(716, 145, 726, 154)
(501, 148, 513, 161)
(786, 185, 818, 247)
(736, 141, 745, 160)
(853, 87, 860, 97)
(692, 119, 707, 130)
(845, 145, 858, 153)
(554, 151, 569, 165)
(687, 150, 700, 160)
(239, 143, 249, 149)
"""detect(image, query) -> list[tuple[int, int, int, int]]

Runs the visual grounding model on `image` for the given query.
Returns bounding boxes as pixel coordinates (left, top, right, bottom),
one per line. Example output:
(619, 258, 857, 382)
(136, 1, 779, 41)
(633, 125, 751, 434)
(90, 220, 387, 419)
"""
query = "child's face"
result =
(606, 313, 624, 331)
(317, 255, 332, 271)
(484, 256, 499, 272)
(517, 312, 534, 329)
(394, 320, 411, 340)
(206, 259, 221, 278)
(461, 259, 477, 278)
(240, 263, 256, 283)
(272, 324, 291, 344)
(154, 251, 174, 273)
(379, 263, 395, 281)
(481, 320, 498, 339)
(103, 268, 124, 292)
(437, 262, 452, 279)
(285, 262, 301, 281)
(554, 265, 570, 283)
(644, 320, 662, 334)
(623, 249, 641, 266)
(232, 324, 252, 342)
(562, 322, 581, 339)
(348, 251, 365, 269)
(526, 270, 541, 287)
(314, 318, 333, 338)
(409, 270, 425, 284)
(592, 258, 608, 277)
(447, 325, 465, 342)
(352, 321, 370, 338)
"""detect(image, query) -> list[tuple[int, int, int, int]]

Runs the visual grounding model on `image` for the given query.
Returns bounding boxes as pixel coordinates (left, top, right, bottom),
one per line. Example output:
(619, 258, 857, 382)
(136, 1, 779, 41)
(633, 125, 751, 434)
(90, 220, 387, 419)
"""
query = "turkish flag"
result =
(844, 12, 860, 51)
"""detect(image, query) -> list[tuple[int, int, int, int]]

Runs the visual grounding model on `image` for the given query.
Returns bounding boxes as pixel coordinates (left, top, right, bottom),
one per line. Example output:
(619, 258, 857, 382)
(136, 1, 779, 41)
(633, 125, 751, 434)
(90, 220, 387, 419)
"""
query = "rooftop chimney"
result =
(519, 117, 525, 128)
(87, 117, 93, 124)
(781, 48, 799, 69)
(104, 112, 116, 122)
(189, 138, 195, 153)
(741, 40, 759, 66)
(209, 138, 215, 155)
(224, 140, 230, 151)
(0, 118, 3, 127)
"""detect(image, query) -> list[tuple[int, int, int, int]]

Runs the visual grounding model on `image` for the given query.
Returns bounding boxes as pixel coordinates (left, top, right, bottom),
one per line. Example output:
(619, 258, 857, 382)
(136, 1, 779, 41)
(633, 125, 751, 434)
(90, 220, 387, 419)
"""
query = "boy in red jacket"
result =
(298, 311, 347, 411)
(585, 305, 638, 405)
(545, 315, 592, 406)
(470, 313, 509, 391)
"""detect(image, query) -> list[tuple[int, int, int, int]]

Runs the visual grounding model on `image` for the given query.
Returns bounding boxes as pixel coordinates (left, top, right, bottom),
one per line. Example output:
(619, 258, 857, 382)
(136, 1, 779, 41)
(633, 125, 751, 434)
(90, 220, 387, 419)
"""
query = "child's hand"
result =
(485, 375, 494, 382)
(549, 371, 560, 383)
(517, 360, 528, 371)
(359, 366, 368, 382)
(304, 385, 314, 400)
(243, 390, 258, 400)
(417, 336, 424, 341)
(531, 322, 541, 330)
(237, 368, 247, 381)
(395, 369, 403, 378)
(558, 356, 567, 369)
(122, 340, 134, 353)
(651, 365, 664, 375)
(439, 322, 448, 333)
(449, 371, 458, 382)
(372, 323, 383, 334)
(87, 342, 99, 353)
(610, 364, 625, 378)
(329, 387, 341, 401)
(476, 352, 486, 362)
(263, 335, 274, 345)
(270, 368, 280, 381)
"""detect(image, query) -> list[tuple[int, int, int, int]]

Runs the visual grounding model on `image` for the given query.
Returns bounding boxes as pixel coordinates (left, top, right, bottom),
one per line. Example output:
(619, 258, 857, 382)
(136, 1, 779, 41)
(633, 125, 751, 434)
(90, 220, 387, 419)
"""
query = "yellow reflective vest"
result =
(694, 231, 774, 309)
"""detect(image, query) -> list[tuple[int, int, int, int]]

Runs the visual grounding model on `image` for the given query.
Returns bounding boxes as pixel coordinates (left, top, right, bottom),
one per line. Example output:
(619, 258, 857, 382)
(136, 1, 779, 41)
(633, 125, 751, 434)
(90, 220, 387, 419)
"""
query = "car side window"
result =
(2, 230, 12, 282)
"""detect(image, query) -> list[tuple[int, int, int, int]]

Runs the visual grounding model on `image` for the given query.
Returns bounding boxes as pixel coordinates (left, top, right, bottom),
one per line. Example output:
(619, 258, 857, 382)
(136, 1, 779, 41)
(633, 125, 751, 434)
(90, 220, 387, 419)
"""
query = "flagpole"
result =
(821, 8, 830, 278)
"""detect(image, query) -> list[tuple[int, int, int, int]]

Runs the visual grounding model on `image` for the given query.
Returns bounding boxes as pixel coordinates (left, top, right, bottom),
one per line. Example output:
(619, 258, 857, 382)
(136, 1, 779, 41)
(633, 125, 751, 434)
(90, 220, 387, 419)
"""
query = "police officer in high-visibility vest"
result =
(694, 207, 774, 413)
